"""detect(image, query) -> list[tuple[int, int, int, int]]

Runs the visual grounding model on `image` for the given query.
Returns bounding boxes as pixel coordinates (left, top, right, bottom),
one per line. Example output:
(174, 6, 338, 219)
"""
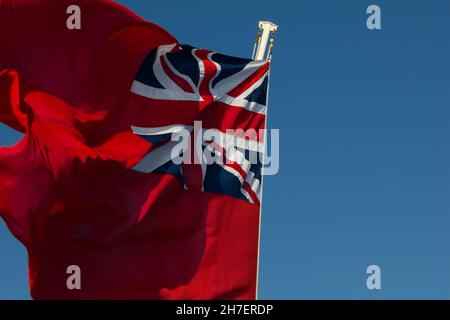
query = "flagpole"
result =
(253, 20, 278, 300)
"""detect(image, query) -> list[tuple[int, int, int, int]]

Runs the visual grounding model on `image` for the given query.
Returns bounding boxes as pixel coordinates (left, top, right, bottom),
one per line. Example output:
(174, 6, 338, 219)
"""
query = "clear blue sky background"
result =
(1, 0, 449, 299)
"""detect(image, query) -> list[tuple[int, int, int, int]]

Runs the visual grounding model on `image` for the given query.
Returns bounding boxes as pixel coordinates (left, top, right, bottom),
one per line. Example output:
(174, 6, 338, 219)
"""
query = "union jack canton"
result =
(130, 44, 270, 205)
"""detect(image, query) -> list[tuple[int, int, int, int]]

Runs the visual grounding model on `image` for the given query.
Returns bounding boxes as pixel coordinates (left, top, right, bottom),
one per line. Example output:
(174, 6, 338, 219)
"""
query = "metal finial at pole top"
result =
(253, 21, 278, 61)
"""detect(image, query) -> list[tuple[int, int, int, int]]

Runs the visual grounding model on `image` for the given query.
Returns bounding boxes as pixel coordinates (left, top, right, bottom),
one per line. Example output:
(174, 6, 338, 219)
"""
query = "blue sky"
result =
(1, 0, 450, 299)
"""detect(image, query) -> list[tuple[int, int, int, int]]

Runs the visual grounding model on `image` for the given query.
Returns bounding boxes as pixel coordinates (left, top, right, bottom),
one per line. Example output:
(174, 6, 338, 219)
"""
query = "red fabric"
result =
(0, 0, 259, 299)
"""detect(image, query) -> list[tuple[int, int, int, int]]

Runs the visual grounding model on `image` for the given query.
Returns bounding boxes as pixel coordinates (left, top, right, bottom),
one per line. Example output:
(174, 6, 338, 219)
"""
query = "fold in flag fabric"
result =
(0, 0, 269, 299)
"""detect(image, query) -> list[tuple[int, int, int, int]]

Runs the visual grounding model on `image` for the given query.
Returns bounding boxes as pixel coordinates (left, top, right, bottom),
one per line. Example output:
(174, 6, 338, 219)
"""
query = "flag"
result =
(0, 0, 269, 299)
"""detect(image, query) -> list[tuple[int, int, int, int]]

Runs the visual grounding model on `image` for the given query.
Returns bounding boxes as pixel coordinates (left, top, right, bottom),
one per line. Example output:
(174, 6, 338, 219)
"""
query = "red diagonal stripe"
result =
(227, 62, 270, 98)
(161, 55, 195, 94)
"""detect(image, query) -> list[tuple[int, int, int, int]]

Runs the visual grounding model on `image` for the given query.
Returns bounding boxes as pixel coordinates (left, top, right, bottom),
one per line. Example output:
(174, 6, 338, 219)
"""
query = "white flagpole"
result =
(253, 20, 278, 300)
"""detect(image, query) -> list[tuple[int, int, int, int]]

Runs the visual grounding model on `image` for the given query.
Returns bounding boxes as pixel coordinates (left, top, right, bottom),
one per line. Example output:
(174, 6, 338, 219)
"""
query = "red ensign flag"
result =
(0, 0, 268, 299)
